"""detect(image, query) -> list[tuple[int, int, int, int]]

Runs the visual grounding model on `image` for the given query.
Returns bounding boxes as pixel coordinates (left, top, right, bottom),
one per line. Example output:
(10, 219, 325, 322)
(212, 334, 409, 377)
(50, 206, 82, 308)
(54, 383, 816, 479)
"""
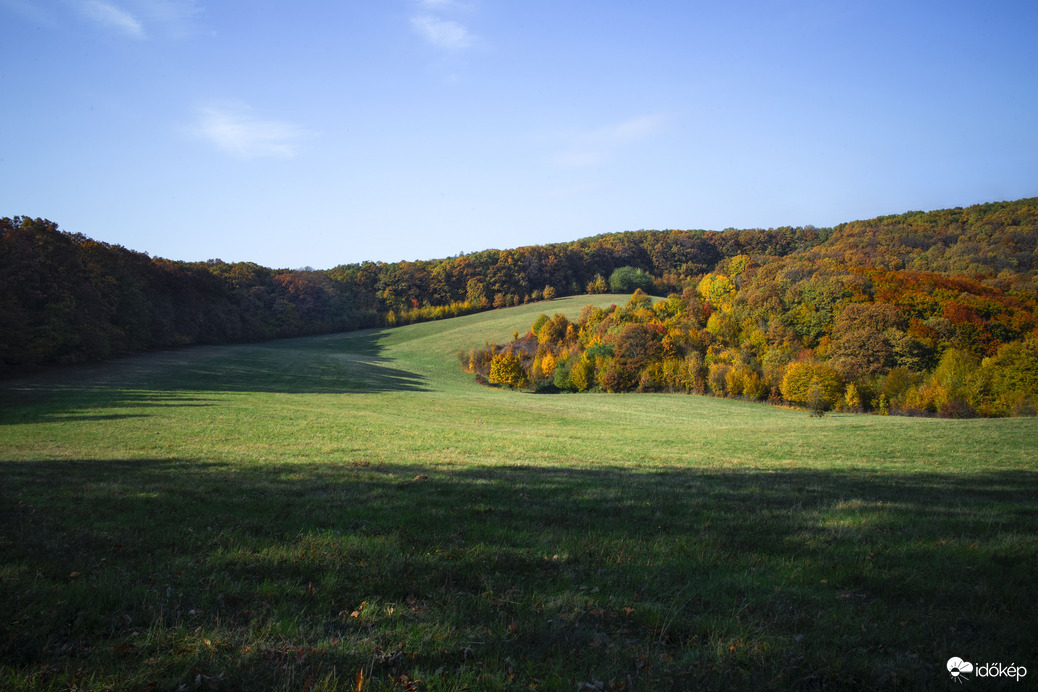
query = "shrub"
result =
(1011, 396, 1037, 417)
(628, 288, 653, 309)
(638, 369, 660, 392)
(939, 398, 977, 419)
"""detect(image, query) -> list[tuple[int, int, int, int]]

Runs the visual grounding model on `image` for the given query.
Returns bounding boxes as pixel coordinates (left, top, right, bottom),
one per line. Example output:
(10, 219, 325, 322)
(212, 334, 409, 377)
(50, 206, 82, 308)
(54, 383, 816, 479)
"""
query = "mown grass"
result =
(1, 295, 1036, 690)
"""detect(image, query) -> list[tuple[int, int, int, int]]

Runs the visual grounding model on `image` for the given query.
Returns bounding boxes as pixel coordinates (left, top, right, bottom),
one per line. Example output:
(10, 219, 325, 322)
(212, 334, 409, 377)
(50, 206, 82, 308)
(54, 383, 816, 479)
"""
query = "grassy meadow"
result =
(1, 295, 1036, 690)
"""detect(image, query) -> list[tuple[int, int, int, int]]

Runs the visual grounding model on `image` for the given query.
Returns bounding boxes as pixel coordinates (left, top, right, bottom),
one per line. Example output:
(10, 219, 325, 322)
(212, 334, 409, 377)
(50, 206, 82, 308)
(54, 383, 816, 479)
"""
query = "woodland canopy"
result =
(3, 198, 1037, 415)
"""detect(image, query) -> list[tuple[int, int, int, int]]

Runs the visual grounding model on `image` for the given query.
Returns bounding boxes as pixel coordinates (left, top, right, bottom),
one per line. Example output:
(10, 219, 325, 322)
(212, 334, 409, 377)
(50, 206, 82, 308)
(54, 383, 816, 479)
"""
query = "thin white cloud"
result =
(79, 0, 146, 39)
(192, 102, 312, 159)
(138, 0, 202, 38)
(410, 13, 476, 51)
(551, 114, 667, 168)
(65, 0, 202, 39)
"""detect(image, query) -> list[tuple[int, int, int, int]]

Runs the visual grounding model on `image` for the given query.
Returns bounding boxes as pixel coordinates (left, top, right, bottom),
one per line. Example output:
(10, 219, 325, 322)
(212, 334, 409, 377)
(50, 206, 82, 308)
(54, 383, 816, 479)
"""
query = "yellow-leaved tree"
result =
(697, 273, 736, 308)
(539, 350, 558, 377)
(780, 361, 843, 411)
(488, 352, 529, 389)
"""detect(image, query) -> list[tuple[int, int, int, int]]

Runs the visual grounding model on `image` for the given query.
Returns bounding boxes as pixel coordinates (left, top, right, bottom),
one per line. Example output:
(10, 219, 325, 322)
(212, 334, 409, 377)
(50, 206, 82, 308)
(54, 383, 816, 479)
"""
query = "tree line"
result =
(0, 217, 826, 375)
(3, 197, 1037, 416)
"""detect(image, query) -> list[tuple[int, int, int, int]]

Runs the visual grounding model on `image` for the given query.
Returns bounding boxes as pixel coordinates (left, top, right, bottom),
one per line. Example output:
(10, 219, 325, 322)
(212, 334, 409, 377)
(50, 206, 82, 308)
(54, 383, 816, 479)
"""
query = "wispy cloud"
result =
(409, 0, 480, 56)
(138, 0, 203, 38)
(551, 114, 668, 167)
(192, 102, 312, 159)
(79, 0, 146, 39)
(67, 0, 202, 39)
(410, 14, 476, 51)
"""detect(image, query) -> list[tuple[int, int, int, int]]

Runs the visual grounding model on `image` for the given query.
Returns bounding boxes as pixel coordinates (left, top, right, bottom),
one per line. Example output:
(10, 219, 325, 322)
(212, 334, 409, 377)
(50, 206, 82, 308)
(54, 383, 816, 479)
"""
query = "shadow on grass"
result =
(1, 458, 1035, 689)
(0, 329, 427, 424)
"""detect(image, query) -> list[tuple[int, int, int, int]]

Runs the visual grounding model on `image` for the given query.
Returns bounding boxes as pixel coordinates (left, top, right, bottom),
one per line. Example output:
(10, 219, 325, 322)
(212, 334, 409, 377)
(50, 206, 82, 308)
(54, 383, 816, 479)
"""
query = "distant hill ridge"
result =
(2, 197, 1036, 379)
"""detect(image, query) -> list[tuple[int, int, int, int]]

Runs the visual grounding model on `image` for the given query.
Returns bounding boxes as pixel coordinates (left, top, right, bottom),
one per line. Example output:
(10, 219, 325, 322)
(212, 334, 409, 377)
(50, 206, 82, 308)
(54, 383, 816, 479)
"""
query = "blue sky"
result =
(2, 0, 1036, 268)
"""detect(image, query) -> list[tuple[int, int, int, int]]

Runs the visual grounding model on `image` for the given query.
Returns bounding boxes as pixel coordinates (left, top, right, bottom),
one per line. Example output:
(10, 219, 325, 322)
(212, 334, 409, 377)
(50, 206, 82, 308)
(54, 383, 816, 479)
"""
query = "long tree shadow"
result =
(0, 328, 427, 424)
(1, 458, 1035, 689)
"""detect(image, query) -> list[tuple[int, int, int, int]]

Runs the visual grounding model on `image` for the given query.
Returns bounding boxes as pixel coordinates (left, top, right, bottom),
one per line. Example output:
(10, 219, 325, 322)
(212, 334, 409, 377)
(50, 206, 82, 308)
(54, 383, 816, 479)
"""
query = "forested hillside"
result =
(3, 198, 1037, 416)
(466, 199, 1038, 417)
(0, 218, 826, 374)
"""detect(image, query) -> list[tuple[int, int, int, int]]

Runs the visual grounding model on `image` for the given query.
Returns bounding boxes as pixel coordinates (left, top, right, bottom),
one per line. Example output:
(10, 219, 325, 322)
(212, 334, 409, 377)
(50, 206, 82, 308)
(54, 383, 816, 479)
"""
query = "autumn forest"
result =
(3, 198, 1037, 417)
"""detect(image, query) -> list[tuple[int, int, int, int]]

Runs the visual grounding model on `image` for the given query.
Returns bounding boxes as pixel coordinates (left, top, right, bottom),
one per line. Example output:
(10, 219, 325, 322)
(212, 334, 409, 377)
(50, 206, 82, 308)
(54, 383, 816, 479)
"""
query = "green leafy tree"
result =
(609, 266, 653, 293)
(979, 336, 1038, 411)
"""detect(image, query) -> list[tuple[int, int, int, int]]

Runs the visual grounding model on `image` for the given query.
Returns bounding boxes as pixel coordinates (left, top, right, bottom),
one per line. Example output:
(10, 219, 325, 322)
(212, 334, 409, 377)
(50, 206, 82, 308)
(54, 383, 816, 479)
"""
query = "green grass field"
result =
(2, 295, 1036, 690)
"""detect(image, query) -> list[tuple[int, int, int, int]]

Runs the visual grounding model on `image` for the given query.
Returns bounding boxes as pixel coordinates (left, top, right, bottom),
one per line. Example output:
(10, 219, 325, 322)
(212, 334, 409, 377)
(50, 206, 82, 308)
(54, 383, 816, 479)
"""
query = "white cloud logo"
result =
(947, 657, 974, 681)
